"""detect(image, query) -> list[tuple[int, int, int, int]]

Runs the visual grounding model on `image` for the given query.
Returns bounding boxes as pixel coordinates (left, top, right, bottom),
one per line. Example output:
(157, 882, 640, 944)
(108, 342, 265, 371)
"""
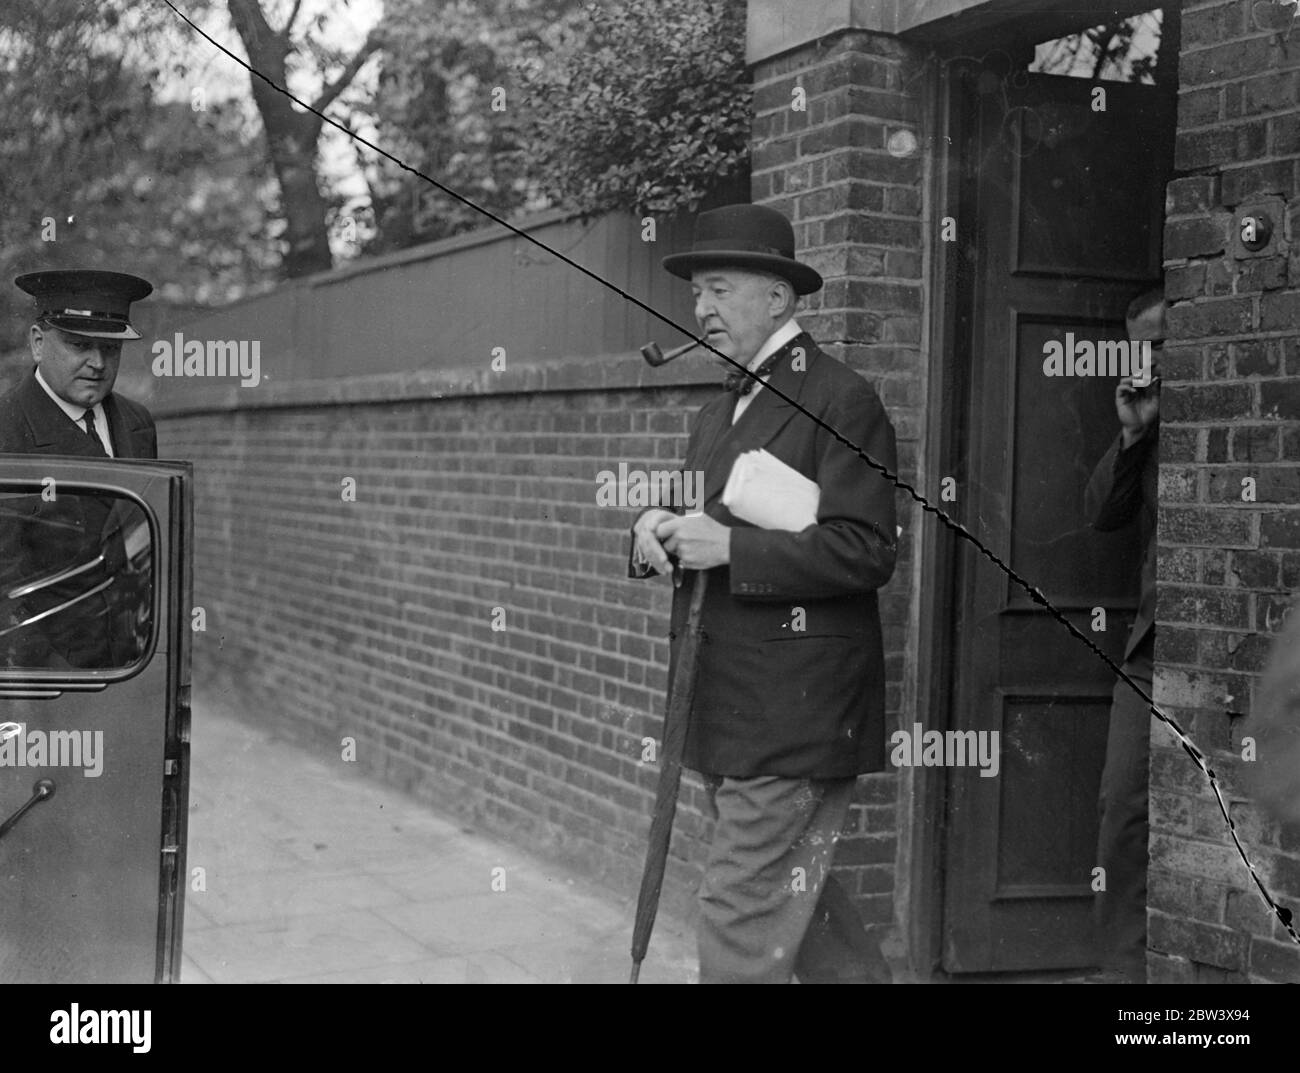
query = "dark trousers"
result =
(697, 774, 890, 984)
(1094, 634, 1154, 979)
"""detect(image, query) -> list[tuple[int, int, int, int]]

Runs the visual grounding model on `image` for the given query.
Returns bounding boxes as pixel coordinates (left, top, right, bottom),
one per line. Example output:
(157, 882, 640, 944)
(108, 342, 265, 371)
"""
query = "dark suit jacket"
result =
(1085, 424, 1157, 662)
(0, 369, 157, 460)
(629, 332, 898, 779)
(0, 370, 157, 668)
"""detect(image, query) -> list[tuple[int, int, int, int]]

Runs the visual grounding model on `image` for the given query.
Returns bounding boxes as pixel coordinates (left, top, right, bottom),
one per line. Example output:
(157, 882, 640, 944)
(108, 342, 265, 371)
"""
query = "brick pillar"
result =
(1151, 0, 1300, 983)
(749, 31, 929, 931)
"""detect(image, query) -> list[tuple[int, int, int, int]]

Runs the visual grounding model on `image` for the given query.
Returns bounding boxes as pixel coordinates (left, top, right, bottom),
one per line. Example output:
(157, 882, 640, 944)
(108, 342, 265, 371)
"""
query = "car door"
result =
(0, 456, 192, 983)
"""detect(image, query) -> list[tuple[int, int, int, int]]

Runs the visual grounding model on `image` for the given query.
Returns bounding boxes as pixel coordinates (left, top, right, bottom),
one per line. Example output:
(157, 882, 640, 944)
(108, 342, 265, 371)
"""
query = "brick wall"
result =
(143, 0, 1300, 982)
(749, 30, 929, 930)
(157, 27, 932, 938)
(161, 361, 731, 918)
(1151, 0, 1300, 983)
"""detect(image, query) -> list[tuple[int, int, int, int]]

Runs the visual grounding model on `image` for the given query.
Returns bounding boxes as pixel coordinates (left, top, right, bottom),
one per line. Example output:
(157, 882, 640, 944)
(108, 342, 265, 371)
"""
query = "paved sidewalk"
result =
(180, 703, 697, 984)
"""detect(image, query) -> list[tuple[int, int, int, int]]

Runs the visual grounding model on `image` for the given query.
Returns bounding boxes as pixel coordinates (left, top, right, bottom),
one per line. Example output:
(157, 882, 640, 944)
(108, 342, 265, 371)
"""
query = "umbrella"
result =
(629, 568, 708, 983)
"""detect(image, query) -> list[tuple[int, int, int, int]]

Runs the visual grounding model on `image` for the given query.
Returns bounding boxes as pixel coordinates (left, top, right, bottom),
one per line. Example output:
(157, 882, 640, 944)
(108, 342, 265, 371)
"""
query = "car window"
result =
(0, 487, 154, 673)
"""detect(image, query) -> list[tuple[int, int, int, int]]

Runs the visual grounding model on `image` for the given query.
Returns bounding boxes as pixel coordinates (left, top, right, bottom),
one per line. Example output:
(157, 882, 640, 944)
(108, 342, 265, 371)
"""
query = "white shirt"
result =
(731, 318, 803, 425)
(35, 368, 114, 457)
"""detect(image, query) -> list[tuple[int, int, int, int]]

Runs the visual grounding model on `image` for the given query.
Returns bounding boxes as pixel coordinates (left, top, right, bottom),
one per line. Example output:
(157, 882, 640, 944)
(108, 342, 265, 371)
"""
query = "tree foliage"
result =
(0, 0, 278, 353)
(348, 0, 582, 255)
(515, 0, 750, 217)
(1031, 10, 1165, 83)
(225, 0, 383, 277)
(0, 0, 757, 337)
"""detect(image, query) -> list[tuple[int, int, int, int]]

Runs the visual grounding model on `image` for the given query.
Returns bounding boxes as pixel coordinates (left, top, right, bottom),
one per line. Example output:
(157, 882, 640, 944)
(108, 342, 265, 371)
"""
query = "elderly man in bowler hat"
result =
(629, 204, 898, 983)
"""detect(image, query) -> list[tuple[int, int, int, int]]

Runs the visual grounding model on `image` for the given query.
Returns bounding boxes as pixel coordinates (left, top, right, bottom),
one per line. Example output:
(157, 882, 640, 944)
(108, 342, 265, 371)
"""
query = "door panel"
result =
(1011, 101, 1167, 281)
(942, 68, 1173, 972)
(0, 458, 192, 983)
(1008, 314, 1143, 605)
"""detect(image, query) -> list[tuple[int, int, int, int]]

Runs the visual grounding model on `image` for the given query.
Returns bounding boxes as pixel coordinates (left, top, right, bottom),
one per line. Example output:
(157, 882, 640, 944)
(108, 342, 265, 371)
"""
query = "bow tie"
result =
(724, 348, 785, 396)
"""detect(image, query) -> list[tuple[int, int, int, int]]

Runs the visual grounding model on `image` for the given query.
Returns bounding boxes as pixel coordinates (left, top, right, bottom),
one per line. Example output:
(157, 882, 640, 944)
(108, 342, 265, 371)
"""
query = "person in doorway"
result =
(1085, 286, 1164, 983)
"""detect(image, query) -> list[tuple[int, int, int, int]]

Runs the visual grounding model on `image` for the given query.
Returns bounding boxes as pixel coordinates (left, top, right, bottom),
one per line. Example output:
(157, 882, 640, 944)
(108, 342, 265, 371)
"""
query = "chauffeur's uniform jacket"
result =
(0, 370, 157, 460)
(630, 333, 898, 779)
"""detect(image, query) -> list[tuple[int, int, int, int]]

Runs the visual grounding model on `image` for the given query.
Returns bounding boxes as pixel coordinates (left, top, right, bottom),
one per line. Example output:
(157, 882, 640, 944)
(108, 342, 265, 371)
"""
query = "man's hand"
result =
(656, 513, 731, 571)
(1115, 376, 1159, 449)
(633, 508, 678, 575)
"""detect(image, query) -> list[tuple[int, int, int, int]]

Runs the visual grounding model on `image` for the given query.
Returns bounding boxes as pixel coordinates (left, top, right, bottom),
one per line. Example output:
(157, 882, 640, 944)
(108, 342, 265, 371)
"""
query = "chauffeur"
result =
(0, 270, 158, 669)
(0, 269, 158, 459)
(630, 205, 898, 983)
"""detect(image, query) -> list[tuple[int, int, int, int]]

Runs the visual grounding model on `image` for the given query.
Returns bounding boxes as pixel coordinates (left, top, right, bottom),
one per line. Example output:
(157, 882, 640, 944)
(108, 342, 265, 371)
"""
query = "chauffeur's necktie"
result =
(81, 410, 108, 456)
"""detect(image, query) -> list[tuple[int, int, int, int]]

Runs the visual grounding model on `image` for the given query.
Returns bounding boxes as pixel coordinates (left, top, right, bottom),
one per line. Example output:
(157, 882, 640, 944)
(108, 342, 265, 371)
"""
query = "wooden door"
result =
(941, 65, 1174, 972)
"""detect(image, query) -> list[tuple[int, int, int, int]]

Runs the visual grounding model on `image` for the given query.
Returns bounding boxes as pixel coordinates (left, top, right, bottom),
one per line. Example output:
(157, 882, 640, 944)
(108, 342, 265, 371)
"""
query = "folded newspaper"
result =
(721, 449, 820, 532)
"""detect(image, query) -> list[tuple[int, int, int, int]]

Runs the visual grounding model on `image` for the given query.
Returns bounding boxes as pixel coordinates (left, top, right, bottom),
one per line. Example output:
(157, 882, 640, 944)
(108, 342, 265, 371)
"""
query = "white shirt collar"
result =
(746, 317, 803, 374)
(35, 367, 113, 456)
(730, 318, 803, 425)
(35, 367, 92, 423)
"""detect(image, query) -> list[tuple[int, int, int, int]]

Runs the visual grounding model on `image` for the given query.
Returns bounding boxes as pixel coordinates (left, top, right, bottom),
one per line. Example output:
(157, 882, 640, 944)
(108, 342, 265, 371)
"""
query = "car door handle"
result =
(0, 778, 56, 841)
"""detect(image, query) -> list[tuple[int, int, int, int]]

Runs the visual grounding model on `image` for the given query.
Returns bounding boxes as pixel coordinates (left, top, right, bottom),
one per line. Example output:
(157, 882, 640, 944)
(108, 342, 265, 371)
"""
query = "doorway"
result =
(932, 7, 1177, 974)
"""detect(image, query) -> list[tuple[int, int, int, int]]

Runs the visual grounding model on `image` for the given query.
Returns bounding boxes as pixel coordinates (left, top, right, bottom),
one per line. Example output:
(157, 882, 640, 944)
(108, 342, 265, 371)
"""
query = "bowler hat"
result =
(663, 204, 822, 295)
(15, 269, 153, 340)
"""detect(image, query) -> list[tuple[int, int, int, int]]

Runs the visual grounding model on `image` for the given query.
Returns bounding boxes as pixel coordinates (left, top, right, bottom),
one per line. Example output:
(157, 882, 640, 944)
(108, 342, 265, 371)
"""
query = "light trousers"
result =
(698, 773, 887, 984)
